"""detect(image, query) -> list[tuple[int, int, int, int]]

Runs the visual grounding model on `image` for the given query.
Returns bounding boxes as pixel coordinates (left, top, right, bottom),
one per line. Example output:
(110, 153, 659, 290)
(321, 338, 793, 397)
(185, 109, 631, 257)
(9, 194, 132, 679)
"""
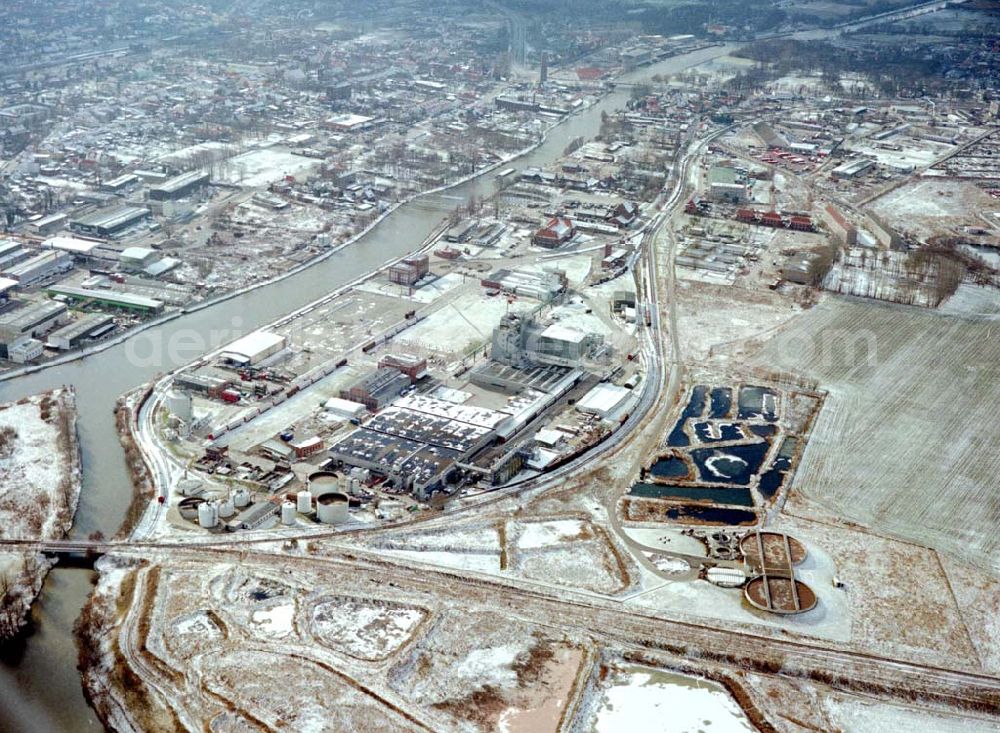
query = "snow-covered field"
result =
(583, 665, 754, 733)
(218, 147, 321, 187)
(823, 695, 1000, 733)
(747, 298, 1000, 575)
(869, 178, 999, 240)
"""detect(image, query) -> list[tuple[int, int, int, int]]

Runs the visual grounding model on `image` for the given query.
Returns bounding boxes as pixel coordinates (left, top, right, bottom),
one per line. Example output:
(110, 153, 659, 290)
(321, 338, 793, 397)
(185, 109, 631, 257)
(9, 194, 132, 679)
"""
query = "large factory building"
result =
(70, 205, 151, 239)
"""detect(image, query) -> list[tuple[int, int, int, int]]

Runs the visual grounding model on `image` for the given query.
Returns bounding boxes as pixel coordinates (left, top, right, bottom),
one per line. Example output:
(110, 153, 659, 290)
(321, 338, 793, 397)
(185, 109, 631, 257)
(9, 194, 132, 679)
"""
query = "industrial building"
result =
(707, 166, 749, 203)
(388, 254, 429, 286)
(0, 241, 29, 272)
(2, 250, 73, 287)
(490, 312, 602, 369)
(119, 247, 160, 272)
(831, 158, 876, 180)
(46, 313, 116, 350)
(329, 394, 513, 498)
(30, 213, 68, 236)
(43, 236, 101, 261)
(100, 173, 140, 194)
(533, 216, 576, 248)
(7, 338, 44, 363)
(45, 285, 165, 314)
(821, 204, 858, 246)
(69, 205, 150, 238)
(148, 170, 211, 201)
(378, 353, 428, 383)
(0, 300, 69, 357)
(339, 367, 410, 411)
(480, 267, 567, 300)
(576, 382, 635, 420)
(219, 331, 288, 367)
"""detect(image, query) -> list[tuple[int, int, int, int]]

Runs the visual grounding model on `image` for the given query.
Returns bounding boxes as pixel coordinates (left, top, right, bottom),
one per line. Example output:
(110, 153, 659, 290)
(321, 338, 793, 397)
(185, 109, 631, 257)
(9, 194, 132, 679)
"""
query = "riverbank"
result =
(0, 388, 81, 640)
(112, 388, 157, 541)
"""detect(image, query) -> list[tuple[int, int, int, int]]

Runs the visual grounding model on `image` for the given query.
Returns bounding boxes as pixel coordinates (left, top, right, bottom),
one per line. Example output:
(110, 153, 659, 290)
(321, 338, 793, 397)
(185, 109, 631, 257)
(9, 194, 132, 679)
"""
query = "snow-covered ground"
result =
(218, 147, 321, 187)
(823, 696, 1000, 733)
(0, 388, 81, 637)
(584, 665, 754, 733)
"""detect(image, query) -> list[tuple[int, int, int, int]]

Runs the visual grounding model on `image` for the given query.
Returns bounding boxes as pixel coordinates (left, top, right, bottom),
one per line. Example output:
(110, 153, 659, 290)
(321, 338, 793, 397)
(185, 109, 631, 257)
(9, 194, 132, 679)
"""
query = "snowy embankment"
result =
(0, 387, 82, 639)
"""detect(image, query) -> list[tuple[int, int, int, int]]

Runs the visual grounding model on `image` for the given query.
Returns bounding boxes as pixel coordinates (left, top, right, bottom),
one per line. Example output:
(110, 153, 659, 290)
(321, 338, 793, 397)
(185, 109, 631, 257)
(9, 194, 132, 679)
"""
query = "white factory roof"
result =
(120, 246, 157, 261)
(219, 330, 286, 363)
(393, 393, 510, 429)
(324, 397, 367, 419)
(534, 428, 563, 447)
(43, 236, 100, 254)
(0, 277, 18, 295)
(327, 113, 374, 129)
(576, 382, 633, 418)
(540, 322, 587, 344)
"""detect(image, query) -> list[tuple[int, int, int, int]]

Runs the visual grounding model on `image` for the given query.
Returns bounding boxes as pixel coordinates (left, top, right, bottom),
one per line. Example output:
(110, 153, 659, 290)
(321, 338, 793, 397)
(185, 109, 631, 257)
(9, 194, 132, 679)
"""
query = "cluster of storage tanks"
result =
(185, 486, 254, 528)
(182, 472, 355, 529)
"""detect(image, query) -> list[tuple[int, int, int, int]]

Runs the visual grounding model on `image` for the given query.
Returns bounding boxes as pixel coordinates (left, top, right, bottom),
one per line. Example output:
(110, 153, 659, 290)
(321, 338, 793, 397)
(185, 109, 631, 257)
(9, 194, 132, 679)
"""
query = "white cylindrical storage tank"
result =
(198, 501, 218, 529)
(218, 497, 234, 519)
(296, 490, 312, 514)
(281, 501, 296, 526)
(316, 492, 349, 524)
(166, 390, 193, 422)
(348, 477, 360, 495)
(233, 488, 251, 508)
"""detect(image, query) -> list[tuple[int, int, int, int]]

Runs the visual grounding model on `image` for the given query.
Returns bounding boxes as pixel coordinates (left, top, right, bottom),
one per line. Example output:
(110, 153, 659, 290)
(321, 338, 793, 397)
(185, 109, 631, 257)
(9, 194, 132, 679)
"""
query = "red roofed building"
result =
(760, 211, 784, 228)
(576, 67, 606, 81)
(789, 215, 814, 232)
(533, 217, 576, 248)
(736, 209, 757, 223)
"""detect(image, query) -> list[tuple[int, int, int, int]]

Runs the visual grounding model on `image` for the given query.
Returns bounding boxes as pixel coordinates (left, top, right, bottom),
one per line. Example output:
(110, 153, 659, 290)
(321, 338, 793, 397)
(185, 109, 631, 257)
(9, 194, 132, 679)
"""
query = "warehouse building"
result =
(219, 331, 288, 367)
(0, 301, 69, 357)
(45, 285, 164, 315)
(42, 235, 101, 264)
(2, 251, 73, 287)
(100, 174, 140, 194)
(339, 367, 411, 412)
(480, 268, 567, 301)
(0, 241, 30, 271)
(576, 382, 635, 420)
(707, 166, 748, 203)
(0, 277, 17, 301)
(831, 159, 876, 180)
(119, 247, 160, 272)
(30, 213, 68, 236)
(70, 205, 150, 238)
(149, 170, 210, 201)
(46, 313, 116, 350)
